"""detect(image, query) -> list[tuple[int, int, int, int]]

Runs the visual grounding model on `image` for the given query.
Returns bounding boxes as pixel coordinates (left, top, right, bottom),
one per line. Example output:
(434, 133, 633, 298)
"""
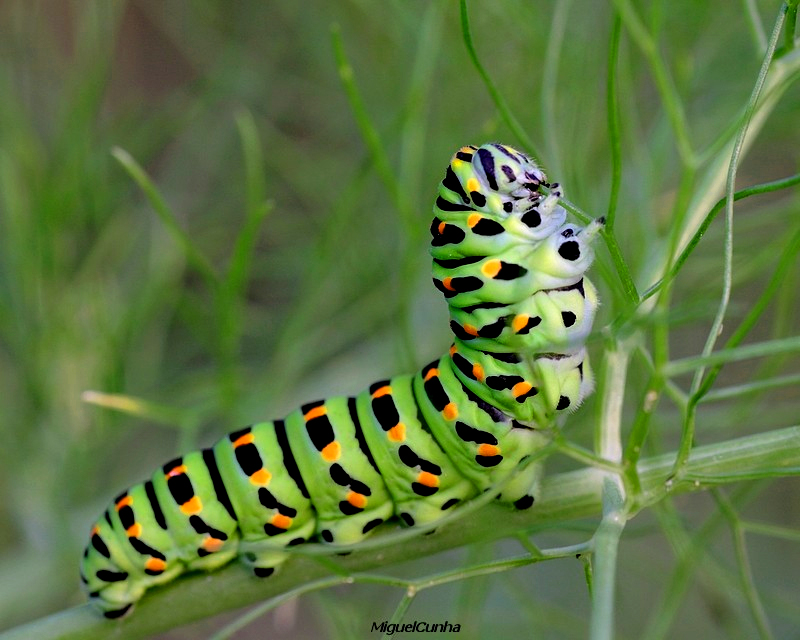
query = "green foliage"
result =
(0, 0, 799, 638)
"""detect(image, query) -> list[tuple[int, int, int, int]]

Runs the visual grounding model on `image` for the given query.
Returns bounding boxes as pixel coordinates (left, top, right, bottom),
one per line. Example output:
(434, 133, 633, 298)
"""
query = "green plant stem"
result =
(612, 0, 695, 167)
(330, 22, 421, 370)
(702, 373, 800, 403)
(663, 335, 800, 377)
(385, 590, 416, 640)
(640, 172, 800, 301)
(670, 43, 800, 289)
(605, 12, 623, 232)
(782, 1, 798, 54)
(694, 219, 800, 401)
(587, 338, 629, 640)
(590, 477, 626, 640)
(111, 147, 220, 289)
(458, 0, 537, 157)
(557, 196, 639, 304)
(541, 0, 572, 175)
(712, 489, 773, 638)
(640, 484, 761, 640)
(3, 426, 799, 640)
(330, 24, 415, 235)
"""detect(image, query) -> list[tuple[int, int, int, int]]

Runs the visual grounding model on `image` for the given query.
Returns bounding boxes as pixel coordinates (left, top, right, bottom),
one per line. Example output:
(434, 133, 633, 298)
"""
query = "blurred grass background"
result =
(0, 0, 798, 638)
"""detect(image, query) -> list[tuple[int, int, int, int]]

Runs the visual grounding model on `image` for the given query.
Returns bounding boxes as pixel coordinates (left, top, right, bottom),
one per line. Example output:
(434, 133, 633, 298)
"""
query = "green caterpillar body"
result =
(81, 143, 602, 618)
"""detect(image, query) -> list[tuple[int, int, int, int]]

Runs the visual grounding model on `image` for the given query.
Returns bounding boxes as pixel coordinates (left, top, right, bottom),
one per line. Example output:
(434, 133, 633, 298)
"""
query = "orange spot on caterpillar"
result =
(249, 468, 271, 486)
(466, 178, 480, 194)
(347, 492, 367, 509)
(126, 523, 142, 538)
(512, 314, 529, 333)
(481, 259, 502, 278)
(443, 402, 458, 420)
(304, 405, 327, 421)
(478, 444, 500, 457)
(442, 277, 456, 292)
(467, 213, 482, 227)
(388, 423, 406, 442)
(438, 221, 446, 235)
(166, 464, 187, 479)
(321, 441, 341, 462)
(90, 525, 100, 536)
(449, 344, 457, 356)
(417, 471, 439, 487)
(271, 514, 293, 530)
(472, 363, 485, 381)
(512, 382, 533, 398)
(233, 432, 255, 448)
(372, 385, 392, 399)
(115, 495, 133, 510)
(424, 368, 439, 382)
(463, 323, 479, 336)
(180, 495, 203, 515)
(145, 558, 166, 573)
(202, 537, 224, 553)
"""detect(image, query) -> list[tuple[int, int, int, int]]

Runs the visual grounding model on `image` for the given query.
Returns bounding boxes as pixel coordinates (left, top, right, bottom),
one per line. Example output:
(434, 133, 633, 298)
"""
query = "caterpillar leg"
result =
(237, 541, 294, 578)
(495, 455, 545, 510)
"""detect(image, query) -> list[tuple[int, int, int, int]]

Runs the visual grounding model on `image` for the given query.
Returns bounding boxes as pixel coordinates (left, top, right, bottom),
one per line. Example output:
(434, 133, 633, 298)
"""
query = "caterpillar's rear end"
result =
(82, 143, 602, 618)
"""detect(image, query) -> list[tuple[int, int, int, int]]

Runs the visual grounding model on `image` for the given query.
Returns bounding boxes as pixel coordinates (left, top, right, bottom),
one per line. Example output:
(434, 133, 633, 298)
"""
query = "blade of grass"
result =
(663, 335, 800, 377)
(701, 373, 800, 403)
(540, 0, 572, 176)
(641, 172, 800, 302)
(611, 0, 695, 168)
(458, 0, 537, 158)
(712, 489, 773, 639)
(330, 23, 415, 233)
(80, 391, 196, 429)
(111, 147, 219, 289)
(605, 12, 623, 232)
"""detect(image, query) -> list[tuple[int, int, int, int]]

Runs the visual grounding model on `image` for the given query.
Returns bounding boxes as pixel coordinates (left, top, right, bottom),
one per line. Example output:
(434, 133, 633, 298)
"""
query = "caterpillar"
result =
(81, 143, 603, 619)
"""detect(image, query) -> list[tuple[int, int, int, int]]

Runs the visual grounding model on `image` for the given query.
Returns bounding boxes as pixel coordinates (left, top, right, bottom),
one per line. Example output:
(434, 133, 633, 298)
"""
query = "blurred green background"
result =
(1, 1, 799, 638)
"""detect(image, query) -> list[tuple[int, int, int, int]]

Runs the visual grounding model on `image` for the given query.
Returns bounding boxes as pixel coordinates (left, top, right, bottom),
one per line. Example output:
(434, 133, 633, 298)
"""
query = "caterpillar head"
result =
(473, 143, 548, 198)
(456, 144, 566, 225)
(443, 144, 552, 218)
(433, 144, 571, 261)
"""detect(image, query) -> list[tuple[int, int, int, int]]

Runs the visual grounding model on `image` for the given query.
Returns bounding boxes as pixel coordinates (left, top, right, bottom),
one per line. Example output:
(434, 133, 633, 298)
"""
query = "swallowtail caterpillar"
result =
(81, 143, 603, 618)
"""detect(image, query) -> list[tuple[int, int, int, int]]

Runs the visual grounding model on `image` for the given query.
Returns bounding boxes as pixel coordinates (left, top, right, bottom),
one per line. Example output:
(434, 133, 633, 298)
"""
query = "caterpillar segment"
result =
(447, 277, 599, 354)
(282, 396, 396, 546)
(82, 452, 242, 618)
(449, 342, 594, 425)
(213, 422, 316, 576)
(82, 142, 602, 618)
(354, 376, 478, 527)
(413, 357, 549, 507)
